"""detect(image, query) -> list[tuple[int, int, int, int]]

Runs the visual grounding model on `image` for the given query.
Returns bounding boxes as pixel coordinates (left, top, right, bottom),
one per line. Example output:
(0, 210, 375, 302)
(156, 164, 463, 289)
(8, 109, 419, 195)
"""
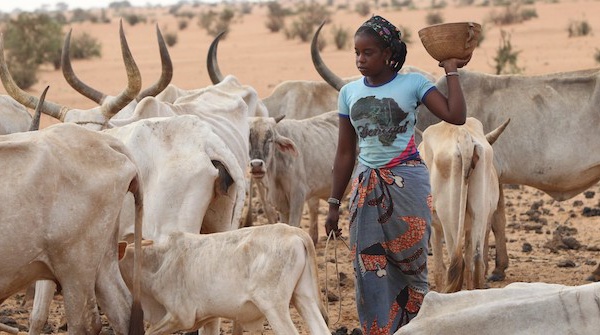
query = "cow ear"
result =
(142, 239, 154, 247)
(118, 241, 128, 261)
(275, 136, 298, 157)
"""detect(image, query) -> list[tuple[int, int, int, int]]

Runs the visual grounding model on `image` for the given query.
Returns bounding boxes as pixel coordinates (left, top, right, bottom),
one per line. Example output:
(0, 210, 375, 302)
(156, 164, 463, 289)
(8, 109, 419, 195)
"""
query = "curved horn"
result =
(311, 20, 346, 92)
(62, 28, 107, 104)
(101, 20, 142, 119)
(137, 24, 173, 100)
(207, 30, 226, 84)
(0, 34, 69, 121)
(29, 86, 49, 131)
(485, 118, 511, 145)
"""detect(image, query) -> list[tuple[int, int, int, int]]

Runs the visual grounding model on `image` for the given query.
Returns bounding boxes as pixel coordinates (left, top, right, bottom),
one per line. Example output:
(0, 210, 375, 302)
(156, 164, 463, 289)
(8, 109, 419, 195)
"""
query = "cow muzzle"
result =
(249, 159, 266, 178)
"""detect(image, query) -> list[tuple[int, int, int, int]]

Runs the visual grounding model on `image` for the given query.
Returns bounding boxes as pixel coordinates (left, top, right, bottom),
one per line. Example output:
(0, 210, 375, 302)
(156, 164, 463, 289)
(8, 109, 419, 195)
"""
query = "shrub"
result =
(595, 48, 600, 64)
(488, 3, 537, 25)
(178, 19, 188, 30)
(568, 19, 592, 37)
(493, 30, 523, 74)
(6, 58, 38, 89)
(355, 1, 371, 16)
(3, 13, 63, 72)
(286, 2, 330, 43)
(198, 7, 235, 38)
(425, 11, 444, 25)
(399, 25, 412, 44)
(123, 13, 146, 26)
(265, 1, 286, 33)
(332, 25, 350, 50)
(164, 31, 178, 47)
(69, 32, 102, 59)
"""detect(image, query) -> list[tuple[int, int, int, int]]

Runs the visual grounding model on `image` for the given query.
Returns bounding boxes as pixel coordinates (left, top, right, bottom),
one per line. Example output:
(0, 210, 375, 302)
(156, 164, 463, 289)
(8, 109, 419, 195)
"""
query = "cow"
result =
(60, 23, 173, 118)
(248, 111, 347, 245)
(117, 223, 331, 335)
(414, 69, 600, 282)
(0, 95, 33, 134)
(394, 281, 600, 335)
(418, 117, 510, 292)
(0, 121, 144, 335)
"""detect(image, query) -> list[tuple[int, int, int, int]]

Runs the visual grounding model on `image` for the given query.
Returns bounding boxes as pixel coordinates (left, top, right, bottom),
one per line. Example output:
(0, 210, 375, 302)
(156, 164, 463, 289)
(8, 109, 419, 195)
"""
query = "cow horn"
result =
(62, 28, 107, 104)
(312, 20, 346, 92)
(207, 30, 226, 84)
(0, 34, 69, 121)
(137, 24, 173, 101)
(29, 86, 49, 131)
(485, 118, 511, 145)
(101, 20, 142, 119)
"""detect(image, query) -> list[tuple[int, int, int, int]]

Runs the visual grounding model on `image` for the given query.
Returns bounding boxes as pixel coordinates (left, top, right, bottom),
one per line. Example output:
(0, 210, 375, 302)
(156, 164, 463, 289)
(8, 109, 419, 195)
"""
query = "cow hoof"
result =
(487, 272, 505, 282)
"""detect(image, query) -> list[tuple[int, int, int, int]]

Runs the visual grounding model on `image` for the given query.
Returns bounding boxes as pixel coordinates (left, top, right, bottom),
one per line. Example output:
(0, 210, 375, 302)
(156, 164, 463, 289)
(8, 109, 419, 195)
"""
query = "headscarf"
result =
(360, 15, 407, 72)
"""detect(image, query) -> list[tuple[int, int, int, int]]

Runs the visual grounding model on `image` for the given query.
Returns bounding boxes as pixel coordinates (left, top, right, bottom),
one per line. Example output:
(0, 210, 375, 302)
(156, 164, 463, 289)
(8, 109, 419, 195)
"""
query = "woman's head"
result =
(355, 15, 407, 73)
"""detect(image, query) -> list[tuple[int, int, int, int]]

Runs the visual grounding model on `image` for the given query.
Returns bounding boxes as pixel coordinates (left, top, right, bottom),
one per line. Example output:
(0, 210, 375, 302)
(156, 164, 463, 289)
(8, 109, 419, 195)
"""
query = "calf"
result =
(118, 223, 330, 335)
(419, 117, 510, 292)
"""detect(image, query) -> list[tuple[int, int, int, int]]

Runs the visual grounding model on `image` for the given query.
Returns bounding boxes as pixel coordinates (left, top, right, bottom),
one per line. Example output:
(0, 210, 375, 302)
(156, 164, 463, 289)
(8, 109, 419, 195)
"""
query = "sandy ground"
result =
(1, 0, 600, 333)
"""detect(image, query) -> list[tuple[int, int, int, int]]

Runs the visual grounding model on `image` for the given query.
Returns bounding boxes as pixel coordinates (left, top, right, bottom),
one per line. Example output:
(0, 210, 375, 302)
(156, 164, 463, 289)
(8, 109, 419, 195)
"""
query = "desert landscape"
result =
(1, 0, 600, 334)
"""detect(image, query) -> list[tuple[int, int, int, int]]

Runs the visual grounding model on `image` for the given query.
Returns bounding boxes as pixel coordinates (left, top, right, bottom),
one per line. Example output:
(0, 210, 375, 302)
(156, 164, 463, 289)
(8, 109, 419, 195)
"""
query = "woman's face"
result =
(354, 32, 391, 78)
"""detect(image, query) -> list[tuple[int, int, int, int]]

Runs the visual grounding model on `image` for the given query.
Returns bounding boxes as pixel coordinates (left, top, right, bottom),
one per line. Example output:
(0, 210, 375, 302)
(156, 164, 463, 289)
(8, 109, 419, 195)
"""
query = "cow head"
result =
(248, 115, 298, 179)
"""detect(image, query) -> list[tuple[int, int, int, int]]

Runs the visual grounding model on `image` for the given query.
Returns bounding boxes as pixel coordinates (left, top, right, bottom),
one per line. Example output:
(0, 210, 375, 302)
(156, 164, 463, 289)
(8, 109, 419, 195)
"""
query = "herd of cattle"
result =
(0, 20, 599, 335)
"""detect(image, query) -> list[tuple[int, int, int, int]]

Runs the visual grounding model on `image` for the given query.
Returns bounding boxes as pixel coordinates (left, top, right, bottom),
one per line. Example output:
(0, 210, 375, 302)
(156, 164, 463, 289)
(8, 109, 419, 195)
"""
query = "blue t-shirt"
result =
(338, 72, 435, 168)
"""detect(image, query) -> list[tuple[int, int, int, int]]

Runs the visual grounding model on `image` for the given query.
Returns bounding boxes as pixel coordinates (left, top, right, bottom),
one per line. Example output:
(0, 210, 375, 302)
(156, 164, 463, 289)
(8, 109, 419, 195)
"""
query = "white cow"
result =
(248, 111, 346, 245)
(394, 281, 600, 335)
(117, 223, 331, 335)
(0, 122, 144, 335)
(419, 117, 510, 292)
(105, 115, 246, 239)
(416, 69, 600, 282)
(0, 95, 32, 134)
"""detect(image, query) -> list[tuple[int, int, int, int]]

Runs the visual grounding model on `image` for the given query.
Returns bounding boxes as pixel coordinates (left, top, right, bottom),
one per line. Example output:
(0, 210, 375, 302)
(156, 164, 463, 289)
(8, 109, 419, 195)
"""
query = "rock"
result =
(522, 242, 533, 252)
(557, 259, 576, 268)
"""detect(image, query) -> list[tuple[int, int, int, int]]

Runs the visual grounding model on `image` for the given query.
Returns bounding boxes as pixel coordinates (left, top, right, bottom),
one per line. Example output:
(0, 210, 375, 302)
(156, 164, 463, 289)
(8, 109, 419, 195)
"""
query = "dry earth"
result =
(1, 0, 600, 334)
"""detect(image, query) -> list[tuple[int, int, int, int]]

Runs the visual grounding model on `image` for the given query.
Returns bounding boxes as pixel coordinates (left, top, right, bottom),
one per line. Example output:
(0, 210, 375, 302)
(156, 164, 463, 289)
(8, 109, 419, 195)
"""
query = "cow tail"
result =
(128, 175, 145, 335)
(444, 130, 473, 293)
(301, 230, 329, 326)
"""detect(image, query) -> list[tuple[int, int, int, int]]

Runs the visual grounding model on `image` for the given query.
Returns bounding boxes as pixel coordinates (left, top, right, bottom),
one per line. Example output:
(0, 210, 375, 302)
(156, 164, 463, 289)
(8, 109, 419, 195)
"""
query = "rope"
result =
(324, 230, 351, 326)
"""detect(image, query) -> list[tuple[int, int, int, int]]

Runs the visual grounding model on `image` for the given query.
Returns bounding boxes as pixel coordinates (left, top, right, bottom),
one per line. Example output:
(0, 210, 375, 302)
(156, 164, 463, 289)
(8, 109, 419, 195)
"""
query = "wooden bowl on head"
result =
(418, 22, 481, 62)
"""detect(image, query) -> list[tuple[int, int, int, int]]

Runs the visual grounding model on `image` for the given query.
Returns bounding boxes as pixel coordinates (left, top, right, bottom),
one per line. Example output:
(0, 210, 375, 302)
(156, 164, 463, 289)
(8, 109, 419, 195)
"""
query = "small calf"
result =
(118, 223, 330, 335)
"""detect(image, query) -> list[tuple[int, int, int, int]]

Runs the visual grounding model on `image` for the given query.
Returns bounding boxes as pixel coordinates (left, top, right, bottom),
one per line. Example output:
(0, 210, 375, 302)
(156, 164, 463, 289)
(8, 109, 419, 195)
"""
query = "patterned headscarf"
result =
(359, 15, 407, 72)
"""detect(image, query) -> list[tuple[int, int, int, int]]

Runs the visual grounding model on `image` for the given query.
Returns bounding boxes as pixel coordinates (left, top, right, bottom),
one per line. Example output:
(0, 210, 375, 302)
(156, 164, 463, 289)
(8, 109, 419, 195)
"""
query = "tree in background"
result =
(2, 13, 63, 88)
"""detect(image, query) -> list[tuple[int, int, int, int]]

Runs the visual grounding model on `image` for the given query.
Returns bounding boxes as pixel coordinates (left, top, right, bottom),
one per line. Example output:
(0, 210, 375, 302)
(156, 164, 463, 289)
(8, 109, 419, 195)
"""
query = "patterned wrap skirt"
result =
(348, 160, 432, 335)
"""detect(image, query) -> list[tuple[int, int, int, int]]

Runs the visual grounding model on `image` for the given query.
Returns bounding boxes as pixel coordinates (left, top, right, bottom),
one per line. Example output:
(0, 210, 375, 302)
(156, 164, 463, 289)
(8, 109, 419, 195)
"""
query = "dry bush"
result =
(568, 19, 592, 37)
(494, 30, 523, 74)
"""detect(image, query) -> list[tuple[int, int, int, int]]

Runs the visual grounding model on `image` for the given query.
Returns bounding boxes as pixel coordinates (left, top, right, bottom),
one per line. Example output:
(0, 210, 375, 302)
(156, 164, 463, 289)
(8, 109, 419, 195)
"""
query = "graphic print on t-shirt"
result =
(350, 95, 410, 146)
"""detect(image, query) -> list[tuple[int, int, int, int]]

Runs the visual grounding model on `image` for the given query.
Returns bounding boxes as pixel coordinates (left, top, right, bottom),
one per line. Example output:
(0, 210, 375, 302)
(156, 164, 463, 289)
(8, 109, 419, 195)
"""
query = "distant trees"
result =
(2, 13, 102, 89)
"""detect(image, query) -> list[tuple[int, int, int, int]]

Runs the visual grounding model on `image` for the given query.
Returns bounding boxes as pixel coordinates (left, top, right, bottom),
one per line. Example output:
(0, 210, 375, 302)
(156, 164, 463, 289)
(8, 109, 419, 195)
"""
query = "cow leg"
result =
(488, 187, 508, 282)
(430, 210, 446, 291)
(242, 178, 254, 227)
(28, 280, 56, 335)
(95, 250, 132, 335)
(58, 276, 102, 335)
(197, 319, 220, 335)
(291, 292, 330, 335)
(255, 179, 279, 224)
(146, 312, 183, 335)
(262, 306, 299, 335)
(307, 197, 320, 246)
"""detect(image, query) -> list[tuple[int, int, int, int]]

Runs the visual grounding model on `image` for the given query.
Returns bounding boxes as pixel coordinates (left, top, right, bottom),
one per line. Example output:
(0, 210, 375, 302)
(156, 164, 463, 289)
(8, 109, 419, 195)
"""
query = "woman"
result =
(325, 15, 469, 334)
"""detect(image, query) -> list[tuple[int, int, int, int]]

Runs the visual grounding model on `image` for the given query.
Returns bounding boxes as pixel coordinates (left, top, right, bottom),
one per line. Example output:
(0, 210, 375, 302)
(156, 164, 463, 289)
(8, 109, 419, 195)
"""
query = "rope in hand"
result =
(324, 229, 351, 326)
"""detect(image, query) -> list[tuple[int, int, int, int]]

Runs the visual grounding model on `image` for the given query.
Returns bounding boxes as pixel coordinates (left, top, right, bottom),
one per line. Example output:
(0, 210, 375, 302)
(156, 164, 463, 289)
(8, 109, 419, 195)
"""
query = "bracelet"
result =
(446, 71, 459, 77)
(327, 197, 341, 206)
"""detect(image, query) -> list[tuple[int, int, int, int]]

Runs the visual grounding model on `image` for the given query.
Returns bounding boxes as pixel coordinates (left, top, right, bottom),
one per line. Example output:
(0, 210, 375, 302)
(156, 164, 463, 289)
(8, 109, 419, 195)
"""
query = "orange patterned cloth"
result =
(348, 161, 431, 334)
